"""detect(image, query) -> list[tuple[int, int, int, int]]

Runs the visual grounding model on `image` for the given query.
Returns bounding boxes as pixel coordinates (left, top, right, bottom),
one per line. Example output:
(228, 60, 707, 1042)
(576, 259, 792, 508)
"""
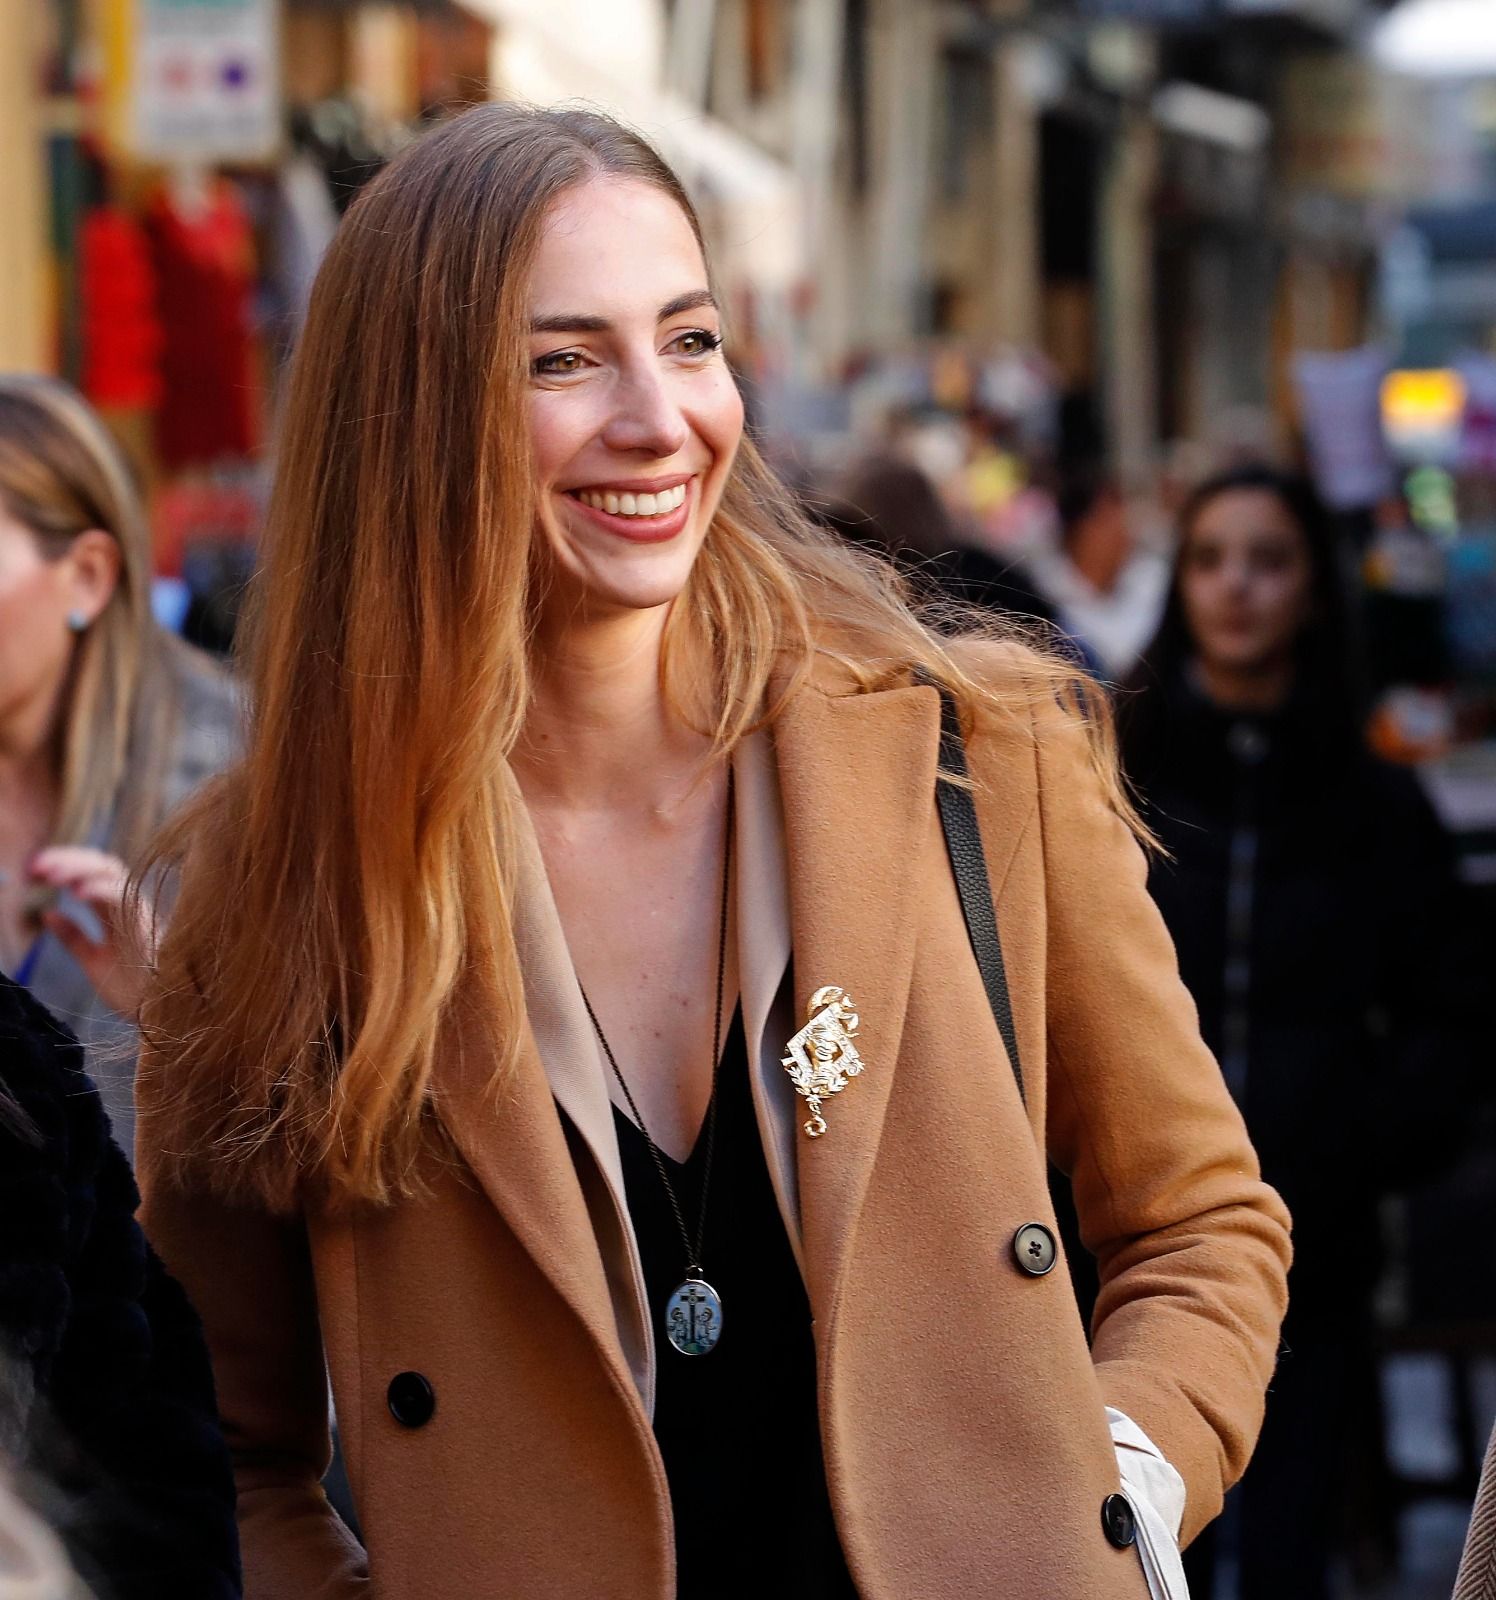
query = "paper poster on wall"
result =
(132, 0, 280, 164)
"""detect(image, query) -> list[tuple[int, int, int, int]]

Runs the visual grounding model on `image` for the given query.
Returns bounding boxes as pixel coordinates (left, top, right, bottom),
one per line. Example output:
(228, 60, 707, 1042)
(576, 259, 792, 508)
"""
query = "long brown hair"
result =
(0, 377, 179, 860)
(141, 104, 1135, 1211)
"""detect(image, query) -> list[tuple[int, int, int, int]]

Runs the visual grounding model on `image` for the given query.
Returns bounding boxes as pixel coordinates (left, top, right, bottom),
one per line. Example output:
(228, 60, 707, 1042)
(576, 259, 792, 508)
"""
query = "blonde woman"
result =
(138, 105, 1290, 1599)
(0, 378, 238, 1151)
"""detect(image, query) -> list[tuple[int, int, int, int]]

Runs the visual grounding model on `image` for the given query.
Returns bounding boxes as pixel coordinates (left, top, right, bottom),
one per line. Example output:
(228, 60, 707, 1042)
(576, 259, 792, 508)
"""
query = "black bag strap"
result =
(933, 686, 1026, 1107)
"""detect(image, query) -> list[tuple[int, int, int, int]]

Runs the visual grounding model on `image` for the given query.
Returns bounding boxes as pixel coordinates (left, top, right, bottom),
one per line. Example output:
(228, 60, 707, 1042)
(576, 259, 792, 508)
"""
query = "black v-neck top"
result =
(611, 1006, 858, 1598)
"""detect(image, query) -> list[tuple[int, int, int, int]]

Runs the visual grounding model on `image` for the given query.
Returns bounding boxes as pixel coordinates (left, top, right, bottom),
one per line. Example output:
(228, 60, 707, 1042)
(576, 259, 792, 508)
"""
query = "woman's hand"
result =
(28, 846, 153, 1018)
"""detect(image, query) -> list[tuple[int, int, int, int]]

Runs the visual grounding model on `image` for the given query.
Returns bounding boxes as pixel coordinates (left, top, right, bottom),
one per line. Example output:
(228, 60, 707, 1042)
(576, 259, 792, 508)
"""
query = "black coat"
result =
(1120, 669, 1480, 1322)
(0, 975, 240, 1598)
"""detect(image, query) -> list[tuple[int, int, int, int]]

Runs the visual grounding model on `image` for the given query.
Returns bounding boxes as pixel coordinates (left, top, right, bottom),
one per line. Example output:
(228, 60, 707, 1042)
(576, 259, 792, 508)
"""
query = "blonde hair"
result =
(0, 376, 174, 861)
(141, 104, 1136, 1211)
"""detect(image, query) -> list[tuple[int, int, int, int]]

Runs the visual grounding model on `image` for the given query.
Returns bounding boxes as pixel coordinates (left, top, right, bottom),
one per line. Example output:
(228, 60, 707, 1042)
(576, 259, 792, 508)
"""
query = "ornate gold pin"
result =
(781, 986, 864, 1139)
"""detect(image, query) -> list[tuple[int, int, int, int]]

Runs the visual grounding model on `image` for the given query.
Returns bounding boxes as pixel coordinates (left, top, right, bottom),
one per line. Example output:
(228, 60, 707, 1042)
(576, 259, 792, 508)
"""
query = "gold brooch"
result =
(781, 986, 864, 1139)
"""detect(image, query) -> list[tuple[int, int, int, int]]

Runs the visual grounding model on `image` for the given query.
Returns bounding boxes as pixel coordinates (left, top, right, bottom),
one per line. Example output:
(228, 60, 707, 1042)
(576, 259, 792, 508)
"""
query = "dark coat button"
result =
(387, 1371, 435, 1428)
(1011, 1222, 1057, 1277)
(1101, 1492, 1137, 1549)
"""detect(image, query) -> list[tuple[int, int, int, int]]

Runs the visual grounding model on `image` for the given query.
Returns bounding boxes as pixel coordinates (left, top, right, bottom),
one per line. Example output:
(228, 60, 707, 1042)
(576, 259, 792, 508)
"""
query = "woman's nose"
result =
(601, 366, 690, 459)
(1220, 560, 1252, 593)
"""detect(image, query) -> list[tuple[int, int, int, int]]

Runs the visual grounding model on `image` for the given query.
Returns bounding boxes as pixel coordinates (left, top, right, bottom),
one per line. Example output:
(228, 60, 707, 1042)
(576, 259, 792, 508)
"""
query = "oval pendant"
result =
(665, 1277, 723, 1356)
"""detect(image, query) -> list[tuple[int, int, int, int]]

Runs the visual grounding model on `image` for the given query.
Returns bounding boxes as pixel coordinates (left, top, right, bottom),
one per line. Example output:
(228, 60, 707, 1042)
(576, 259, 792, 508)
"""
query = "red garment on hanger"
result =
(146, 180, 261, 469)
(80, 206, 163, 409)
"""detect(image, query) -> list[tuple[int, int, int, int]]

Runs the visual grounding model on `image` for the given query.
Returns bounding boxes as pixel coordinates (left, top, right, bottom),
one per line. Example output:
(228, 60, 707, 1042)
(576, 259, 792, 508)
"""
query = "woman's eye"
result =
(532, 349, 587, 376)
(671, 329, 723, 358)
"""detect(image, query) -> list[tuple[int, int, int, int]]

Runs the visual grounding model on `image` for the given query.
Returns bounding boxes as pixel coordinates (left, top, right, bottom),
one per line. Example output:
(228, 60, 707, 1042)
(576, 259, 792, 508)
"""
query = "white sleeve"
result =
(1108, 1406, 1192, 1599)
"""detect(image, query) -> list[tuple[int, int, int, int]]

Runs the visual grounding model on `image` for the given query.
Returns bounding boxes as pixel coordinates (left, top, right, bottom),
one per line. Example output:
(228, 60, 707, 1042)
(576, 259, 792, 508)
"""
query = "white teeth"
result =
(577, 482, 689, 516)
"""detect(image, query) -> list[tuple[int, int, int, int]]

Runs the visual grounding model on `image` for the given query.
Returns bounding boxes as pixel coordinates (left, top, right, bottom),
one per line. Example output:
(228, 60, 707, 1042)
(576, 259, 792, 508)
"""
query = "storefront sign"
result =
(1282, 56, 1490, 204)
(1382, 368, 1467, 467)
(131, 0, 280, 164)
(1293, 345, 1396, 512)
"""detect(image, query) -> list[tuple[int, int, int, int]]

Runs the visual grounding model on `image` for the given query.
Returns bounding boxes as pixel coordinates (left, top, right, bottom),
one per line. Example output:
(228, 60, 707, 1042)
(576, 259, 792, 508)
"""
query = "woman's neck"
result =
(0, 729, 58, 874)
(0, 688, 62, 803)
(1189, 654, 1295, 715)
(514, 605, 712, 819)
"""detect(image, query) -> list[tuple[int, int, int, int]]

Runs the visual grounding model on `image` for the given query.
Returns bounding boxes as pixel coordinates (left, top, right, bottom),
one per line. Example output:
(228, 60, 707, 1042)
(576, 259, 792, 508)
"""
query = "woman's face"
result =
(525, 176, 745, 620)
(1178, 488, 1315, 677)
(0, 510, 78, 739)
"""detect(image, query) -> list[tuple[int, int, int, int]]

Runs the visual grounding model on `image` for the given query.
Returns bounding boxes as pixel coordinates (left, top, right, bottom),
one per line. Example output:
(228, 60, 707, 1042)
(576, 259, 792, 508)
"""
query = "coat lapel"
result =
(430, 965, 639, 1413)
(773, 675, 942, 1314)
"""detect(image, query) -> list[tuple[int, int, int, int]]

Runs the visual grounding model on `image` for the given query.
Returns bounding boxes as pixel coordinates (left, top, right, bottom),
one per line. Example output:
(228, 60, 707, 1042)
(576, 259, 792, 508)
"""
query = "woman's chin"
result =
(547, 565, 694, 621)
(542, 538, 703, 619)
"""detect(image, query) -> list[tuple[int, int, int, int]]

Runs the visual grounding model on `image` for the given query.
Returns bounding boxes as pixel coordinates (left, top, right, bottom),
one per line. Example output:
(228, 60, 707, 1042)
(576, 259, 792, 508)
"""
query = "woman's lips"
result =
(563, 478, 694, 544)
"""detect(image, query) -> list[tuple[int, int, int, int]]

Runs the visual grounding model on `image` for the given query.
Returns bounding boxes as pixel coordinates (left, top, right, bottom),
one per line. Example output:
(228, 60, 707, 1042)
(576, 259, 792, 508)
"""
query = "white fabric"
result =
(730, 728, 801, 1270)
(1024, 545, 1170, 679)
(1108, 1407, 1190, 1599)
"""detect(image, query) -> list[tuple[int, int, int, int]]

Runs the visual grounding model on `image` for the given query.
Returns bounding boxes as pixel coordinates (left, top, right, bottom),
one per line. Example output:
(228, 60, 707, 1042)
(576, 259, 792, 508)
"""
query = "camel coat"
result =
(137, 654, 1292, 1599)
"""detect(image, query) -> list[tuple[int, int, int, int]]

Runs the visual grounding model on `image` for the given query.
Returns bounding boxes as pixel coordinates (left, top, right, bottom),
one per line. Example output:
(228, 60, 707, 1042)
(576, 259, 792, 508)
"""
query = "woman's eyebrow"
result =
(529, 289, 717, 335)
(657, 289, 716, 320)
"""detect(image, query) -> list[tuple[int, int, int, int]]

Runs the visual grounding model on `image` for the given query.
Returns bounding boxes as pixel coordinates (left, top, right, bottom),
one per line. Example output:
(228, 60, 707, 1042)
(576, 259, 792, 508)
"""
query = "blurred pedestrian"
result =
(0, 974, 239, 1597)
(816, 453, 1069, 635)
(1026, 462, 1169, 679)
(1120, 464, 1478, 1600)
(0, 377, 239, 1153)
(136, 104, 1288, 1599)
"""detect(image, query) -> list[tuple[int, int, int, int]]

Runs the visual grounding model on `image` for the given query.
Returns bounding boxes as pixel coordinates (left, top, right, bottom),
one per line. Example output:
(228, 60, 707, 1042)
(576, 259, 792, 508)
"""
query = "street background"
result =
(2, 1, 1495, 1596)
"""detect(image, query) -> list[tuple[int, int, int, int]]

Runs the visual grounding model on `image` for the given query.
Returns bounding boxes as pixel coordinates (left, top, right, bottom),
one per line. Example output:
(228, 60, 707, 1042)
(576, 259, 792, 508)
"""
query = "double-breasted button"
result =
(1011, 1222, 1057, 1277)
(387, 1371, 435, 1429)
(1101, 1493, 1137, 1549)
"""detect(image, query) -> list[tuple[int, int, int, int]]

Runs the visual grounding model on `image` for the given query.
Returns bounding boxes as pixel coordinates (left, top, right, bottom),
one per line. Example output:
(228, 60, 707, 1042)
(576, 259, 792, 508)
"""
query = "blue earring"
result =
(67, 609, 89, 634)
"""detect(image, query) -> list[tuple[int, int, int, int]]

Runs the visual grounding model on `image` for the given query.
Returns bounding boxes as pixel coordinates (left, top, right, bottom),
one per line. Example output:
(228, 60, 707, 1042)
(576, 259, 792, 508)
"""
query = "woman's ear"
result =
(62, 529, 123, 628)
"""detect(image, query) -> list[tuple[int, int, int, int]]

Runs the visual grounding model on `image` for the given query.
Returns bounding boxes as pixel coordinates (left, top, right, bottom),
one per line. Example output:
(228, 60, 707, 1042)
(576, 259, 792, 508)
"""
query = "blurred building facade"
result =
(669, 0, 1441, 478)
(7, 1, 1496, 468)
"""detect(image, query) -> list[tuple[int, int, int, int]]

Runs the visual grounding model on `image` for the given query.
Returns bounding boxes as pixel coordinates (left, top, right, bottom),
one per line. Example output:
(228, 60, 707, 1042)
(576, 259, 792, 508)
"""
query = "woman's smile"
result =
(561, 475, 696, 543)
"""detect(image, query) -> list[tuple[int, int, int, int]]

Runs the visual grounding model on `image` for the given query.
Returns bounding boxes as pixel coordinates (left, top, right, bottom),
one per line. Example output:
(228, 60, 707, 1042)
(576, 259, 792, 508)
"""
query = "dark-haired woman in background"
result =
(1120, 465, 1478, 1600)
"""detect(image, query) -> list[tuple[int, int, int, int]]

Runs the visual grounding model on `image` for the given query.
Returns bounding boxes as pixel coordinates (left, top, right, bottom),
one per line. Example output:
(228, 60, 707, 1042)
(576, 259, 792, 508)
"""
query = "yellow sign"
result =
(1381, 369, 1467, 463)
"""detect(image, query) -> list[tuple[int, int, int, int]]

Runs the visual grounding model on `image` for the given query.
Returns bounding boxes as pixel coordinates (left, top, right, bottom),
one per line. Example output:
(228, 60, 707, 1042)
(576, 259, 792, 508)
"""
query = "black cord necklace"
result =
(580, 769, 735, 1358)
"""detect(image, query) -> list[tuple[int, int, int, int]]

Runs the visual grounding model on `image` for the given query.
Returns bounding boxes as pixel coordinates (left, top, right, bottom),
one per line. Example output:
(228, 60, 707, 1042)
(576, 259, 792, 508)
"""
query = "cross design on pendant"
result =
(666, 1278, 723, 1356)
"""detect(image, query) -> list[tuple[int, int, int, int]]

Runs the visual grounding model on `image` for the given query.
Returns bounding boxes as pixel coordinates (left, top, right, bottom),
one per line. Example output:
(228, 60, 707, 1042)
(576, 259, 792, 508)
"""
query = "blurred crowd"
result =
(1, 353, 1493, 1596)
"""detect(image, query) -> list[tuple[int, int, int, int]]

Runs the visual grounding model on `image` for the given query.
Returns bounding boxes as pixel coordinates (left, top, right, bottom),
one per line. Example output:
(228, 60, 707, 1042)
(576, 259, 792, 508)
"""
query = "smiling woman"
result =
(134, 104, 1290, 1600)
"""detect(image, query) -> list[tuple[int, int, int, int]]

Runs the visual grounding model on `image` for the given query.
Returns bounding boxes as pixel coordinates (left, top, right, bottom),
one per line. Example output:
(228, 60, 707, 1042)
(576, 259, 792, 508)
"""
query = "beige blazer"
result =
(137, 652, 1292, 1599)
